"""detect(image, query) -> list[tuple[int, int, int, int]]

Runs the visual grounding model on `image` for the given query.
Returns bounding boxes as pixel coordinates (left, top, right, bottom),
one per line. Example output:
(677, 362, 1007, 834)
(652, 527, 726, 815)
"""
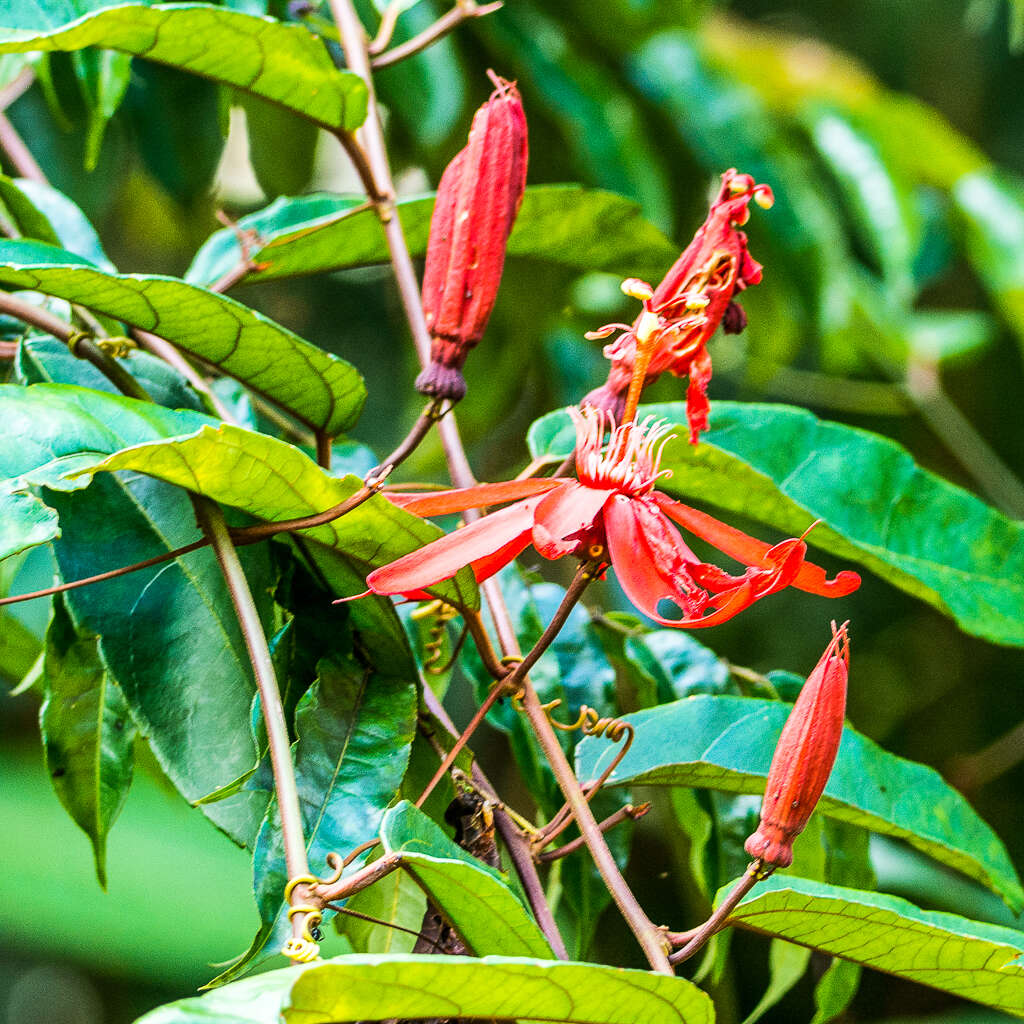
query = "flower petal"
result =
(531, 482, 614, 559)
(655, 494, 861, 597)
(603, 495, 707, 626)
(388, 477, 561, 517)
(367, 495, 542, 597)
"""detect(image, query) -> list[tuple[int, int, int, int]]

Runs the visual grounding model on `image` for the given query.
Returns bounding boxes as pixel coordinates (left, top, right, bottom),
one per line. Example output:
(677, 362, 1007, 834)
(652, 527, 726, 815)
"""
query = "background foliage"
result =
(1, 0, 1023, 1022)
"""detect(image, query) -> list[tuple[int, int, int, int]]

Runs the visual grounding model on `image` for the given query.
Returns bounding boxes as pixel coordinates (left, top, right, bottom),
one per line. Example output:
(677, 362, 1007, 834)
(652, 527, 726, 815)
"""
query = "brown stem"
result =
(0, 292, 150, 401)
(0, 68, 34, 112)
(0, 112, 46, 183)
(368, 400, 443, 482)
(371, 0, 504, 69)
(368, 0, 404, 53)
(537, 804, 649, 863)
(420, 684, 567, 960)
(315, 430, 333, 470)
(313, 851, 403, 904)
(194, 498, 313, 945)
(0, 339, 17, 359)
(668, 864, 766, 965)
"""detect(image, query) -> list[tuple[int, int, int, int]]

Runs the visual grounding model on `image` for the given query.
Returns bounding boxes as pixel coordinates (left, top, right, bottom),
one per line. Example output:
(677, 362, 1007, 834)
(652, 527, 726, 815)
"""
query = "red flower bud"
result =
(416, 72, 528, 402)
(745, 621, 850, 869)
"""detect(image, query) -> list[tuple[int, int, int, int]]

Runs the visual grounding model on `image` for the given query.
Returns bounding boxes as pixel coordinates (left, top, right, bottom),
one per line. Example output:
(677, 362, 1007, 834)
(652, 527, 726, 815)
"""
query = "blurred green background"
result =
(1, 0, 1023, 1021)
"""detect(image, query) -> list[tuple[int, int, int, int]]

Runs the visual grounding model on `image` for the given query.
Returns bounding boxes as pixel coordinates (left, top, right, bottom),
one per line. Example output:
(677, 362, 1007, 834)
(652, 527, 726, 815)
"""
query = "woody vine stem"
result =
(326, 0, 672, 972)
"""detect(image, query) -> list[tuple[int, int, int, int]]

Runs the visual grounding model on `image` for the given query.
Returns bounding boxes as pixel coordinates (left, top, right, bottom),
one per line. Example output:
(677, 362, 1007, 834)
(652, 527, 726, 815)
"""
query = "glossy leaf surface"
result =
(0, 241, 366, 434)
(0, 3, 368, 130)
(575, 694, 1023, 911)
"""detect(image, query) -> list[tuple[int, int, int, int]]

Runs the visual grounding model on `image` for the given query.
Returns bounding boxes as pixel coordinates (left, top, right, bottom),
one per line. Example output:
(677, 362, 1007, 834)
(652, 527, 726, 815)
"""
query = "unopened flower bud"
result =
(745, 622, 850, 869)
(416, 72, 528, 402)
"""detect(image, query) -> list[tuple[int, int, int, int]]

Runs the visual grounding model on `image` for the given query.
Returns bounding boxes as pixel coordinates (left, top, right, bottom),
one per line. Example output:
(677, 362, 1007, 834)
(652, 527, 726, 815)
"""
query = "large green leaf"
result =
(0, 382, 210, 561)
(529, 402, 1024, 647)
(237, 653, 416, 979)
(135, 955, 714, 1024)
(185, 186, 678, 287)
(727, 875, 1024, 1017)
(0, 3, 368, 131)
(0, 240, 366, 434)
(575, 694, 1023, 912)
(77, 421, 478, 609)
(0, 383, 272, 841)
(285, 955, 714, 1024)
(40, 594, 136, 887)
(377, 801, 554, 958)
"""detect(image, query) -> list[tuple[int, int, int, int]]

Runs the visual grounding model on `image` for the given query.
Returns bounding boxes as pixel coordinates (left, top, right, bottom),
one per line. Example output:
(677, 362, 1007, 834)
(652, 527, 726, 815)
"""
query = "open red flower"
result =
(583, 169, 773, 443)
(367, 409, 859, 628)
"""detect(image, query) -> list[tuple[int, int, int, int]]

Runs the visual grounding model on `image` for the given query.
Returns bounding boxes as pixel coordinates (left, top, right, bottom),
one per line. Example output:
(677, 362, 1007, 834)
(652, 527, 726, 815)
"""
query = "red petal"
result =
(655, 495, 861, 597)
(367, 496, 541, 596)
(389, 477, 561, 517)
(531, 482, 613, 559)
(603, 496, 706, 625)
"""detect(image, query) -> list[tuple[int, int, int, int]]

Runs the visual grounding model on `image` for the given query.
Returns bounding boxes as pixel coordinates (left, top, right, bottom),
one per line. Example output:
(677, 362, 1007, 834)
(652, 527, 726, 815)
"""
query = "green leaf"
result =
(78, 421, 478, 610)
(185, 185, 678, 287)
(0, 174, 61, 245)
(529, 402, 1024, 647)
(238, 653, 416, 979)
(0, 382, 211, 562)
(378, 801, 554, 958)
(810, 957, 861, 1024)
(338, 861, 425, 956)
(728, 875, 1024, 1018)
(742, 939, 812, 1024)
(953, 168, 1024, 347)
(284, 954, 715, 1024)
(0, 3, 369, 131)
(575, 693, 1023, 912)
(12, 178, 115, 270)
(39, 594, 136, 887)
(0, 240, 366, 433)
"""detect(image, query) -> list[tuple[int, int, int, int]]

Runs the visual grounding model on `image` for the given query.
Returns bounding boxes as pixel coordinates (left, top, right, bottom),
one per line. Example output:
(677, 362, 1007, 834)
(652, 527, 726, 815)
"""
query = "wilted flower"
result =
(583, 169, 773, 443)
(367, 409, 859, 627)
(416, 72, 529, 402)
(745, 622, 851, 868)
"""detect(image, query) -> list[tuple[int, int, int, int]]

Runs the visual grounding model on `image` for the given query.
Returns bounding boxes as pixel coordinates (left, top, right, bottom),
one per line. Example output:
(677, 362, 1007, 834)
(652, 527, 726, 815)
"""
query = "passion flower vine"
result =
(367, 409, 860, 627)
(415, 71, 529, 402)
(584, 169, 773, 441)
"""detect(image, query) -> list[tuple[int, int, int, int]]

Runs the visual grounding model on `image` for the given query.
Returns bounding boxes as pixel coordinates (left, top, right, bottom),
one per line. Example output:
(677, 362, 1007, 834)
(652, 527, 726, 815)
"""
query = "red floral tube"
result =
(416, 72, 529, 402)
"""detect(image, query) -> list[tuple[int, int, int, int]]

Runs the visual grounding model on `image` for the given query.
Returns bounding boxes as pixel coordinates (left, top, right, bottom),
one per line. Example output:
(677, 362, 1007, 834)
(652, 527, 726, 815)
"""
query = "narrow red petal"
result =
(389, 478, 561, 517)
(531, 483, 613, 559)
(367, 496, 541, 596)
(655, 494, 861, 597)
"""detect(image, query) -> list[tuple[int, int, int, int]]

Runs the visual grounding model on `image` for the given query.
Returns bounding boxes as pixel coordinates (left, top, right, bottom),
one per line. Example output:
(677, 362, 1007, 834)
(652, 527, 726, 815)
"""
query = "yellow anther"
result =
(620, 277, 654, 302)
(683, 293, 710, 311)
(754, 187, 775, 210)
(728, 178, 748, 195)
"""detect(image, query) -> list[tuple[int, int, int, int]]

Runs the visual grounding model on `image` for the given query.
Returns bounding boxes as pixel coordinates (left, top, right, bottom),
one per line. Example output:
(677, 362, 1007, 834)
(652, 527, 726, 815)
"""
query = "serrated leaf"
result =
(284, 954, 715, 1024)
(575, 693, 1023, 911)
(0, 3, 368, 131)
(40, 594, 136, 886)
(78, 421, 478, 610)
(529, 402, 1024, 647)
(728, 875, 1024, 1017)
(236, 654, 416, 980)
(0, 240, 366, 433)
(378, 801, 554, 959)
(185, 185, 678, 287)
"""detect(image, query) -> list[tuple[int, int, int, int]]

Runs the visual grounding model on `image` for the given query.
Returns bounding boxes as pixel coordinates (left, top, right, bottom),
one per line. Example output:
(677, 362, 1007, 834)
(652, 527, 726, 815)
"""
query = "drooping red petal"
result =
(367, 495, 542, 597)
(655, 494, 861, 597)
(531, 482, 614, 559)
(603, 495, 707, 626)
(684, 344, 713, 444)
(388, 477, 561, 517)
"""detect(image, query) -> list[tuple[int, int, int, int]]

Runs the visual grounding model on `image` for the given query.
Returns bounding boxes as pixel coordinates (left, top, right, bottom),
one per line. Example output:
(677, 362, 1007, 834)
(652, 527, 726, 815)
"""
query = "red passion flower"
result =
(367, 409, 860, 628)
(583, 169, 773, 443)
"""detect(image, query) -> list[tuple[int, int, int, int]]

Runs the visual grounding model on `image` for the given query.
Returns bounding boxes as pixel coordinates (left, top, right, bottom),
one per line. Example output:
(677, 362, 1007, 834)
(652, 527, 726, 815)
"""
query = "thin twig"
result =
(0, 67, 35, 112)
(368, 0, 404, 53)
(0, 291, 150, 401)
(538, 804, 650, 863)
(668, 864, 765, 965)
(0, 112, 46, 182)
(194, 498, 313, 946)
(371, 0, 504, 69)
(315, 430, 332, 471)
(368, 400, 444, 482)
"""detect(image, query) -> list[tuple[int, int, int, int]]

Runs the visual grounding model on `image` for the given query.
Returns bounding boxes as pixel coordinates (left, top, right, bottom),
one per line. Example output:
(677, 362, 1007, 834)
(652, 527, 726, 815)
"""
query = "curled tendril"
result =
(281, 875, 324, 963)
(410, 598, 461, 674)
